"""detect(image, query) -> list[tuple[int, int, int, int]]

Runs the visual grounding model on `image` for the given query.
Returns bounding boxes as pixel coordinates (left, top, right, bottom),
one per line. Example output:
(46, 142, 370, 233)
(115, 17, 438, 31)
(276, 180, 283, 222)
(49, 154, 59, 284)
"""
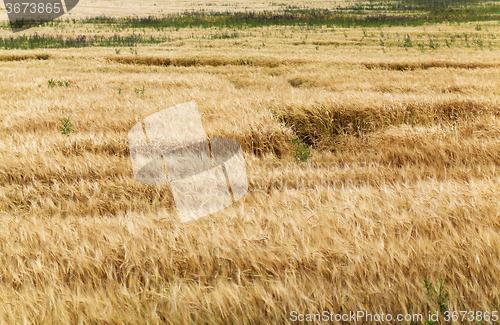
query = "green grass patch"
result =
(0, 33, 169, 50)
(72, 7, 500, 30)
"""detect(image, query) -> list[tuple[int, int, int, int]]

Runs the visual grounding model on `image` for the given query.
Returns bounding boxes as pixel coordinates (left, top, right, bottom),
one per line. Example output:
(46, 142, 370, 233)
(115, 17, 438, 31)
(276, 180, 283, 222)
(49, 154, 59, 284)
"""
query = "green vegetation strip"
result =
(76, 7, 500, 29)
(0, 33, 168, 50)
(3, 5, 500, 35)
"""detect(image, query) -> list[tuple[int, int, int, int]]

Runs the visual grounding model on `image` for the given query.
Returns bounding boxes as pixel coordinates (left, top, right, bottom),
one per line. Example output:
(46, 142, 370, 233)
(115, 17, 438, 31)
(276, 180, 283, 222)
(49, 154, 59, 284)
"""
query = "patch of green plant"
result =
(210, 31, 239, 39)
(5, 3, 500, 35)
(60, 118, 74, 136)
(406, 278, 451, 325)
(70, 6, 500, 31)
(404, 34, 413, 48)
(290, 136, 311, 163)
(0, 33, 169, 50)
(48, 78, 70, 88)
(135, 86, 145, 95)
(423, 278, 449, 325)
(429, 38, 440, 50)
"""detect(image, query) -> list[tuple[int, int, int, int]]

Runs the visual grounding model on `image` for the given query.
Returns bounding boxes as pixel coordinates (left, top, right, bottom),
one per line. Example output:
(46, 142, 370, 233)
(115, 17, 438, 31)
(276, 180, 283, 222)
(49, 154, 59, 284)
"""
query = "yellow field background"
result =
(0, 4, 500, 324)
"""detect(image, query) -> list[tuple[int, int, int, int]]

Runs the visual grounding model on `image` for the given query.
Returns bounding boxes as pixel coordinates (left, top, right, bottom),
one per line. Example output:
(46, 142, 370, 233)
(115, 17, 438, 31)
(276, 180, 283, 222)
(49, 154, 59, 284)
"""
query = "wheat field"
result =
(1, 2, 500, 324)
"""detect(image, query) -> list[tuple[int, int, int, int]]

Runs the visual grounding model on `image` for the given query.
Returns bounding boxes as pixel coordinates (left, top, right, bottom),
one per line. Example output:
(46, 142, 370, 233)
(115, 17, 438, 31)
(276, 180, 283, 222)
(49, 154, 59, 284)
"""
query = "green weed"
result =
(48, 78, 70, 88)
(290, 136, 311, 163)
(404, 35, 413, 49)
(135, 86, 145, 95)
(60, 118, 74, 136)
(423, 278, 449, 325)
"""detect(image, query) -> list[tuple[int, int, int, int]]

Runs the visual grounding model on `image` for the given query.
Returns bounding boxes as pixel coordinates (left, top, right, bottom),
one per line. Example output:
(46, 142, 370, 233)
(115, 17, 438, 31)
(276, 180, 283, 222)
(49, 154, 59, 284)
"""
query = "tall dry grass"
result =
(0, 18, 500, 324)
